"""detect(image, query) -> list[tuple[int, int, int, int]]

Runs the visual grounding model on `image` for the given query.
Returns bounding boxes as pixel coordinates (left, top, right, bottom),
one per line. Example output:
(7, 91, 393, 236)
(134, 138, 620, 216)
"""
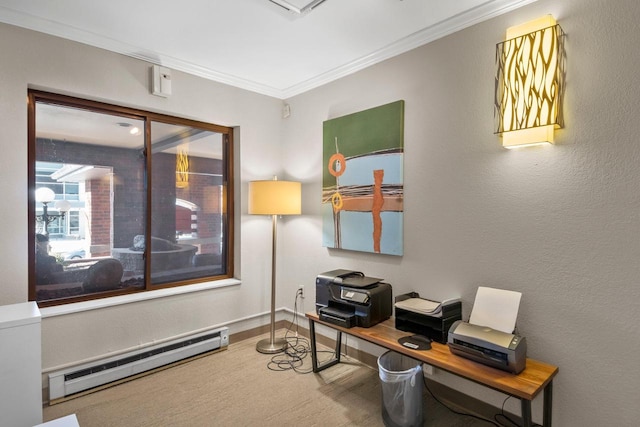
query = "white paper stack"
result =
(469, 287, 522, 334)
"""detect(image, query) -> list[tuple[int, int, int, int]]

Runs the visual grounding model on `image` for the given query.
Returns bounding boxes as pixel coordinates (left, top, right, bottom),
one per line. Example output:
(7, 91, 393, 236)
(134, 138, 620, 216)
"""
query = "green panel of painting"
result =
(322, 100, 404, 255)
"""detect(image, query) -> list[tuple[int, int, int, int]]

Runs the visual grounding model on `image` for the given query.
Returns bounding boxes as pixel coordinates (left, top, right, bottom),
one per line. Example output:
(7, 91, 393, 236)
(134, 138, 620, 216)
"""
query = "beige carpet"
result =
(43, 330, 496, 426)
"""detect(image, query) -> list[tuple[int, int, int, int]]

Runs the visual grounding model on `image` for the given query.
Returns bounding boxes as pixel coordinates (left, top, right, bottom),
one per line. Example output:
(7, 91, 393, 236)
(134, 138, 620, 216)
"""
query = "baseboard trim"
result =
(228, 320, 290, 344)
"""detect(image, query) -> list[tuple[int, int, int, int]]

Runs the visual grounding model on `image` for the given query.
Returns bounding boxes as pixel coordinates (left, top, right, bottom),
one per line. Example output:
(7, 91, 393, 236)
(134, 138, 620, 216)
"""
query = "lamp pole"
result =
(35, 187, 70, 235)
(41, 201, 52, 235)
(248, 177, 302, 354)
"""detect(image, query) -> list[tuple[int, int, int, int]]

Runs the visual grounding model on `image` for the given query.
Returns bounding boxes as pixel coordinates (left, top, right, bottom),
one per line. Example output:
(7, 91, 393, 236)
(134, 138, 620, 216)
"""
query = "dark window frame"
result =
(28, 90, 235, 306)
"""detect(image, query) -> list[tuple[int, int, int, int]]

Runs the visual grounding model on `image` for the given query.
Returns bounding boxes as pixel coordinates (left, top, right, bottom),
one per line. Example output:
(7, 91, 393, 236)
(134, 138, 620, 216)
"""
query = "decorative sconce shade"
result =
(248, 179, 301, 215)
(495, 15, 566, 148)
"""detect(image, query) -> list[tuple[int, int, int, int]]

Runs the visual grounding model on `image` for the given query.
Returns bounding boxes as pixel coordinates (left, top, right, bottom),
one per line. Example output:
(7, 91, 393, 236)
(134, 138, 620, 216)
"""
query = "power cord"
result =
(493, 396, 520, 426)
(422, 375, 501, 426)
(493, 396, 542, 427)
(423, 376, 542, 427)
(266, 288, 335, 373)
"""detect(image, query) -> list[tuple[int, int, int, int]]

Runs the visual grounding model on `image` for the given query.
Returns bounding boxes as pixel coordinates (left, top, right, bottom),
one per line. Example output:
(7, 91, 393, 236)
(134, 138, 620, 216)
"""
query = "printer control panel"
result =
(341, 288, 370, 304)
(509, 335, 521, 350)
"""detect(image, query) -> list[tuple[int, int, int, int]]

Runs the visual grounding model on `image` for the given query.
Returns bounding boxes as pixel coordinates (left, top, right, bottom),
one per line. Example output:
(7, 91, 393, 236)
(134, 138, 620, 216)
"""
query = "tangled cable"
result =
(266, 288, 335, 373)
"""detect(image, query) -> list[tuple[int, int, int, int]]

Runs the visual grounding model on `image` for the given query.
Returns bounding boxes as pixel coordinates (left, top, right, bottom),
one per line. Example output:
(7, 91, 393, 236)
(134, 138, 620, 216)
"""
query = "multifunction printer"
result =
(315, 269, 392, 328)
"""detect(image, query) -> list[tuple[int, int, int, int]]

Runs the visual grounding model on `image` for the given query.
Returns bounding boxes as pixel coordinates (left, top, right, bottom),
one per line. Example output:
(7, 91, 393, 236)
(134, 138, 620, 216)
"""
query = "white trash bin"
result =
(377, 351, 423, 427)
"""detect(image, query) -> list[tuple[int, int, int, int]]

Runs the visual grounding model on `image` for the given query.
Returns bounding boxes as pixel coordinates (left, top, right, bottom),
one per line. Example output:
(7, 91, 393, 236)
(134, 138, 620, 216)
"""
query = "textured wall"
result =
(281, 0, 640, 425)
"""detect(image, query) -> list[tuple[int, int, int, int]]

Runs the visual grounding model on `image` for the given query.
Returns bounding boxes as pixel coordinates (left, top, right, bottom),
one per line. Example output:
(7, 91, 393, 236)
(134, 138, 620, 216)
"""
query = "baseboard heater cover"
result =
(49, 327, 229, 401)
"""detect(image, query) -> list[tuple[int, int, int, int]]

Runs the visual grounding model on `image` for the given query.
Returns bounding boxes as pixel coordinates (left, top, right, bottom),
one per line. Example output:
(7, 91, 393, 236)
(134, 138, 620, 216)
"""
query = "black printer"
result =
(315, 269, 392, 328)
(394, 292, 462, 343)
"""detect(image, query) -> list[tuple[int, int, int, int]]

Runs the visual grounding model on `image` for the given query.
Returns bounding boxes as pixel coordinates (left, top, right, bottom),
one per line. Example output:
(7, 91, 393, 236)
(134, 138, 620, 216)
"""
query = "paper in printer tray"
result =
(394, 292, 462, 343)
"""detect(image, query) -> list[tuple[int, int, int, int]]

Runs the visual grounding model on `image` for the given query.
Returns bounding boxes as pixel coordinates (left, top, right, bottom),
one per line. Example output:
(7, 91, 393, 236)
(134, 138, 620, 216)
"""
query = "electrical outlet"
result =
(423, 363, 434, 376)
(298, 285, 305, 298)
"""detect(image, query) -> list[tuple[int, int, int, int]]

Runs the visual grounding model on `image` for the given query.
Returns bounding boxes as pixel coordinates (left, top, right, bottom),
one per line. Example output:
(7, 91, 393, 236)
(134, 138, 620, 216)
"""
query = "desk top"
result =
(307, 312, 558, 401)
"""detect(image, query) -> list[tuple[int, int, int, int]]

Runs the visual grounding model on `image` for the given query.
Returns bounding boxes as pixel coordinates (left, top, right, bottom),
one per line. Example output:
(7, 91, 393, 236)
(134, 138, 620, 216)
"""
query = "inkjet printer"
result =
(316, 269, 392, 328)
(394, 293, 462, 343)
(447, 320, 527, 374)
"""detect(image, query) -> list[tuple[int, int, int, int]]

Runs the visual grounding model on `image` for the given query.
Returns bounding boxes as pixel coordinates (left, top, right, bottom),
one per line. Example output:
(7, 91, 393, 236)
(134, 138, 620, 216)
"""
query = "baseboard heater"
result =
(49, 327, 229, 401)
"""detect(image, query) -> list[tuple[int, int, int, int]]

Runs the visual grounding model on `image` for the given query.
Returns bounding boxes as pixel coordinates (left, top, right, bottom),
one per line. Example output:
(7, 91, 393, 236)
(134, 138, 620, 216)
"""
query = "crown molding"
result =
(0, 0, 537, 99)
(279, 0, 539, 98)
(268, 0, 327, 15)
(0, 6, 287, 98)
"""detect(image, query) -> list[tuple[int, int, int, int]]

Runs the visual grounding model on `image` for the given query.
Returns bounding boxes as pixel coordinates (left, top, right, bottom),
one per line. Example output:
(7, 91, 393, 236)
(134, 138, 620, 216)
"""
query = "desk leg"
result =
(543, 381, 553, 427)
(521, 400, 532, 427)
(308, 318, 342, 373)
(309, 318, 319, 372)
(521, 379, 553, 427)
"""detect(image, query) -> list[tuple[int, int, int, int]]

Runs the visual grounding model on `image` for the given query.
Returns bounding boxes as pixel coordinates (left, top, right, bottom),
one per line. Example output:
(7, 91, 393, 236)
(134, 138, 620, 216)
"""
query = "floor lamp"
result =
(248, 177, 301, 354)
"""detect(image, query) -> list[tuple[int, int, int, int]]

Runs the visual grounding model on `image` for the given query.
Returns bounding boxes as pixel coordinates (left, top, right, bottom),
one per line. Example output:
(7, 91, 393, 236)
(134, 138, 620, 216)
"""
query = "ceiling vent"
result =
(268, 0, 327, 14)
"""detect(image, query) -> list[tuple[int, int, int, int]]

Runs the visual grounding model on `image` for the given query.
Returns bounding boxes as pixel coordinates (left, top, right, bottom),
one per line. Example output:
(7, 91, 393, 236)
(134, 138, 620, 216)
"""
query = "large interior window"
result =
(28, 90, 234, 306)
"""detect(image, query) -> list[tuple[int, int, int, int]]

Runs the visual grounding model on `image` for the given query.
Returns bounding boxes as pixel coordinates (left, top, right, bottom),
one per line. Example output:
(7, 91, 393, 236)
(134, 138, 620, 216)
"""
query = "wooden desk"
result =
(306, 312, 558, 427)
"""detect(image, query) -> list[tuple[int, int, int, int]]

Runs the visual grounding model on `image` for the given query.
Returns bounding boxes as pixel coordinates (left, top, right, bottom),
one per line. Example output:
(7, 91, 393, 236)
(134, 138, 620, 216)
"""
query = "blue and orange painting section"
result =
(322, 100, 404, 256)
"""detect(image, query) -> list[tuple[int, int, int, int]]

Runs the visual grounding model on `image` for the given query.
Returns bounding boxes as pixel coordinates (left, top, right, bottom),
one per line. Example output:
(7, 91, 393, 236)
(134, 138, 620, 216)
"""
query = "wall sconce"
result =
(495, 15, 566, 148)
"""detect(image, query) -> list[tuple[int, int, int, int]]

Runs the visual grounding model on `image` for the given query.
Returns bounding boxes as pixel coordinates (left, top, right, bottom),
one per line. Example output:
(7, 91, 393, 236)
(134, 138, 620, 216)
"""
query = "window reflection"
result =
(33, 101, 146, 301)
(149, 121, 226, 285)
(30, 92, 232, 305)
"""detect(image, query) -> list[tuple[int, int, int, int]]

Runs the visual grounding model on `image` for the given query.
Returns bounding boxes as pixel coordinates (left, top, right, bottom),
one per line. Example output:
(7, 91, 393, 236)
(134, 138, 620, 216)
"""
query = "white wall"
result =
(0, 23, 289, 370)
(281, 0, 640, 425)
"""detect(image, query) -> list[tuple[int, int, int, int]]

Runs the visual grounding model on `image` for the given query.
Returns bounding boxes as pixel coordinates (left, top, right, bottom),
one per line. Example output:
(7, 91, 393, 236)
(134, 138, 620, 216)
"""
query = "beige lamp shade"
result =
(248, 180, 301, 215)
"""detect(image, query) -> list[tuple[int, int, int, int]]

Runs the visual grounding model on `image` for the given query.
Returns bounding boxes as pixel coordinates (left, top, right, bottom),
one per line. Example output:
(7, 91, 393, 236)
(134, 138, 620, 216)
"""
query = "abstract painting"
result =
(322, 100, 404, 255)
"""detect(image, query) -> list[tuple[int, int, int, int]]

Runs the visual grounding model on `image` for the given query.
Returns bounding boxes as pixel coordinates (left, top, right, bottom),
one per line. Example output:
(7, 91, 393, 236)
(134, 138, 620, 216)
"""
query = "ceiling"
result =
(0, 0, 536, 99)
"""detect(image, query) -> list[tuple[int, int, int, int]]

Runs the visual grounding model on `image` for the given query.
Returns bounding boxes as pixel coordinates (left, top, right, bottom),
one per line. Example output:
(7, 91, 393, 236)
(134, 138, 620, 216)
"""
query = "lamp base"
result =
(256, 337, 288, 354)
